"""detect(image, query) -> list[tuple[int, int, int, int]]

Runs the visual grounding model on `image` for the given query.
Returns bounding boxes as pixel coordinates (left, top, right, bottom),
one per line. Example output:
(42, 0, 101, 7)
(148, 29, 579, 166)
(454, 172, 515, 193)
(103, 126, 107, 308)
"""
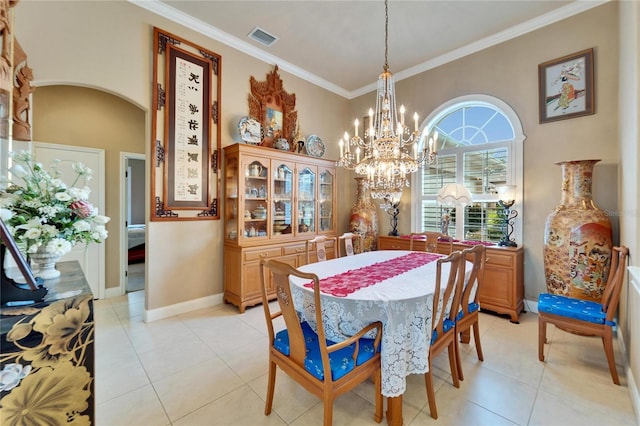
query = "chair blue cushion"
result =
(538, 293, 614, 326)
(431, 318, 455, 345)
(273, 321, 378, 381)
(455, 302, 480, 321)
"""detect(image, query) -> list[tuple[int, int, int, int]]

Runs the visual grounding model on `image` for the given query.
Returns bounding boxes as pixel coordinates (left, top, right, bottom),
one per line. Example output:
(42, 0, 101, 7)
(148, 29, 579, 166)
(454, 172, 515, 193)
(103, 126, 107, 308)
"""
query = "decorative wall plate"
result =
(237, 116, 262, 144)
(305, 135, 325, 157)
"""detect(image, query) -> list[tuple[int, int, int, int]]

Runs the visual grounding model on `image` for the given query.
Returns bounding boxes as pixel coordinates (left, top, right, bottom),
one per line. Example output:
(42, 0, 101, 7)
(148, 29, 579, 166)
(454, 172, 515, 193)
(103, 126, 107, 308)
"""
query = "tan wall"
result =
(15, 1, 349, 310)
(350, 1, 621, 300)
(32, 86, 145, 289)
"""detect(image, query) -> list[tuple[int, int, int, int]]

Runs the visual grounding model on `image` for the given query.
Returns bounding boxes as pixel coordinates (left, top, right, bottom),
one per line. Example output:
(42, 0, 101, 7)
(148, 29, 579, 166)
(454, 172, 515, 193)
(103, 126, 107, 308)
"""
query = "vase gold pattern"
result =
(543, 159, 612, 302)
(349, 177, 378, 252)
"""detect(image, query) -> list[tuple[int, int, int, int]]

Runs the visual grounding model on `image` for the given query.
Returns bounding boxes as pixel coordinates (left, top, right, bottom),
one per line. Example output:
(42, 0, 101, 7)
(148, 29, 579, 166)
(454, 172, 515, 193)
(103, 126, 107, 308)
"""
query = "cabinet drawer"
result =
(244, 248, 282, 261)
(486, 252, 513, 268)
(283, 244, 307, 255)
(378, 237, 411, 250)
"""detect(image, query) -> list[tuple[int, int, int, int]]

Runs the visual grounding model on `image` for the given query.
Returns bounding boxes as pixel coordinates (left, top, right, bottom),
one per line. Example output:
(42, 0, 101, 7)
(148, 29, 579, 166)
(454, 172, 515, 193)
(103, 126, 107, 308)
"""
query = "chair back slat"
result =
(409, 231, 451, 254)
(338, 232, 361, 257)
(306, 236, 337, 263)
(601, 246, 629, 322)
(432, 251, 462, 337)
(458, 245, 486, 315)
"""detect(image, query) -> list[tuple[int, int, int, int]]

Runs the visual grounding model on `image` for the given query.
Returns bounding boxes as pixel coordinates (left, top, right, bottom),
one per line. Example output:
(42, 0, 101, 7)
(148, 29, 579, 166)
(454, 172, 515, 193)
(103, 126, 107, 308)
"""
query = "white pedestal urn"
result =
(349, 177, 378, 252)
(543, 159, 613, 302)
(29, 248, 62, 280)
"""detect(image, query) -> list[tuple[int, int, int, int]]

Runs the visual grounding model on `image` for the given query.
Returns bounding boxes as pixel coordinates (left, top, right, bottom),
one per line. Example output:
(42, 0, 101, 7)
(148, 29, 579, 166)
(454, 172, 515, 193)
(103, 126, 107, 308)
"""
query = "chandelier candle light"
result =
(337, 0, 437, 202)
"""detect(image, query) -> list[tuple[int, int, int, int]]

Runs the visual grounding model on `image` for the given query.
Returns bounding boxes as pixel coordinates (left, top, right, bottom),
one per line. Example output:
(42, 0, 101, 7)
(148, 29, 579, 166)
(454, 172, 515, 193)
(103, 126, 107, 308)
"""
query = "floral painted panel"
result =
(1, 262, 94, 424)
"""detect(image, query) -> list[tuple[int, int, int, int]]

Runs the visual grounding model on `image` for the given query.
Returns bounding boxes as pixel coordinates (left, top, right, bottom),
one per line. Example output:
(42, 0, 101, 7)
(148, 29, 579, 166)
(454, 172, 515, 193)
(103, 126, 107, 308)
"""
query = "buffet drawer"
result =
(244, 247, 282, 261)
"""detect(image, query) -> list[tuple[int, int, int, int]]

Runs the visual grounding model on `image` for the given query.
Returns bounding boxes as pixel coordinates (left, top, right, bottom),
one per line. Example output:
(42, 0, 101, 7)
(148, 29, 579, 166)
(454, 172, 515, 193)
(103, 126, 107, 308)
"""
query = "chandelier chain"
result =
(384, 0, 389, 72)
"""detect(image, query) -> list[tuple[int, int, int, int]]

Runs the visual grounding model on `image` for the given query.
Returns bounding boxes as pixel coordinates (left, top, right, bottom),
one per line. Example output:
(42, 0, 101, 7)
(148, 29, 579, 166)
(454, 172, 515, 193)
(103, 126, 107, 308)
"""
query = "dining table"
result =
(289, 250, 465, 426)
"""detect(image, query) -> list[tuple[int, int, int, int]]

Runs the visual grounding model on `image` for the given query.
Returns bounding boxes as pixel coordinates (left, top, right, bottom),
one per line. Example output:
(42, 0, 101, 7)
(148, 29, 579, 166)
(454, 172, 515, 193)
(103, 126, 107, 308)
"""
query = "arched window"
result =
(411, 95, 525, 244)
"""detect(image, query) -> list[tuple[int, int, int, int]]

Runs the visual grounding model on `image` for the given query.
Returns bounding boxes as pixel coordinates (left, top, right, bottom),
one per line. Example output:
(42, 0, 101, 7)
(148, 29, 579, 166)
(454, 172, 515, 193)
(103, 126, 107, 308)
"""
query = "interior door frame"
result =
(119, 152, 146, 296)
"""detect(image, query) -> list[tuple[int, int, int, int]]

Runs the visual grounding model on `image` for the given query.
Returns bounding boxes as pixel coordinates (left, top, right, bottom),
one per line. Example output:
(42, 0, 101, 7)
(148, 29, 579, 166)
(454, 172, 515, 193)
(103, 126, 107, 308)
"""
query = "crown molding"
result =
(130, 0, 608, 100)
(128, 0, 350, 98)
(352, 0, 609, 98)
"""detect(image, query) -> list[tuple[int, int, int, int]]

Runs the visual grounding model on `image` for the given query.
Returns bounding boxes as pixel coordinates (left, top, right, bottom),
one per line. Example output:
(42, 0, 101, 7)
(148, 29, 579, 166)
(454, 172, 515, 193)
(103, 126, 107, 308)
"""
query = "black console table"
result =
(0, 261, 94, 424)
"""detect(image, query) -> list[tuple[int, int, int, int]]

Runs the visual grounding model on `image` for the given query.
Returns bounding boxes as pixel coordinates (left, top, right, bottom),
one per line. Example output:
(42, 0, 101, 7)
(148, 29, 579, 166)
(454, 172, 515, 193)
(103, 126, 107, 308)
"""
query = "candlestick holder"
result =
(383, 200, 400, 236)
(496, 185, 518, 247)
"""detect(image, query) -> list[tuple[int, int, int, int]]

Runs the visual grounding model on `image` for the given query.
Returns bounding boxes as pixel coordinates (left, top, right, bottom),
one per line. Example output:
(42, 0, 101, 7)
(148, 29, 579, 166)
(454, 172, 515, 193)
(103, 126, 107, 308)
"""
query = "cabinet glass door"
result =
(319, 169, 334, 232)
(272, 162, 294, 236)
(243, 159, 269, 239)
(224, 153, 239, 241)
(296, 166, 316, 234)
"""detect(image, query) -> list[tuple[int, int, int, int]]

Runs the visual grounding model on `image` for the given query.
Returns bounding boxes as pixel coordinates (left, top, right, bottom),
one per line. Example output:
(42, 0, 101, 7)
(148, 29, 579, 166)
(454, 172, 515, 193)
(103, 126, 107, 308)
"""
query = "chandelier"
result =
(337, 0, 437, 203)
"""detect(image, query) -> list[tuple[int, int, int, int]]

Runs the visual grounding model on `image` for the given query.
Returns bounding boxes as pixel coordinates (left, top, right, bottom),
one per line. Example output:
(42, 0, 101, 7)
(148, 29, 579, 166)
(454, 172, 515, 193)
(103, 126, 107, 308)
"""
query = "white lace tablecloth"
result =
(290, 250, 457, 397)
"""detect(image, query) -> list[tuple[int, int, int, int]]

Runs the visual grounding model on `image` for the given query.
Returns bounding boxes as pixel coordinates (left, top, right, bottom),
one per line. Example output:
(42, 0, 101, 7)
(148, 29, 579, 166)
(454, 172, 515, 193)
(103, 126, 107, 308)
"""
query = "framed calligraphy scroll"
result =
(151, 27, 221, 220)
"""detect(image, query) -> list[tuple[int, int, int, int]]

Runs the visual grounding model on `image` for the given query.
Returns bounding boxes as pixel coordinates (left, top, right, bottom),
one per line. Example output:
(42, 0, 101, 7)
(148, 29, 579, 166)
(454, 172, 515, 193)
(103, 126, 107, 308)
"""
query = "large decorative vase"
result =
(349, 177, 378, 252)
(29, 248, 62, 280)
(543, 159, 613, 302)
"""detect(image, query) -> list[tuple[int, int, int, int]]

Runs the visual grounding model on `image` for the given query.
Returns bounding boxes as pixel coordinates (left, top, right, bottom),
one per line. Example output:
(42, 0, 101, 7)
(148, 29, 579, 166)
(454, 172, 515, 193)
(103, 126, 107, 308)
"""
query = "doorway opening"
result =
(121, 153, 146, 294)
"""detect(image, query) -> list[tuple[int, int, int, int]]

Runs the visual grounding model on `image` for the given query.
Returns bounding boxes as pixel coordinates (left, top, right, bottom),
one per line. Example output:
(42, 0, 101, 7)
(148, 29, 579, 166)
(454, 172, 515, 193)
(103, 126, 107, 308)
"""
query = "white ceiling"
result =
(131, 0, 606, 99)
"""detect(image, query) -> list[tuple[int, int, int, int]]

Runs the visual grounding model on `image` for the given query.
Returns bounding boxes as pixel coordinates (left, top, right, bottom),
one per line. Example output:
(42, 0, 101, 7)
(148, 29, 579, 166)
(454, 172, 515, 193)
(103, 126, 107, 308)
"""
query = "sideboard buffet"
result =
(223, 144, 337, 312)
(379, 235, 525, 322)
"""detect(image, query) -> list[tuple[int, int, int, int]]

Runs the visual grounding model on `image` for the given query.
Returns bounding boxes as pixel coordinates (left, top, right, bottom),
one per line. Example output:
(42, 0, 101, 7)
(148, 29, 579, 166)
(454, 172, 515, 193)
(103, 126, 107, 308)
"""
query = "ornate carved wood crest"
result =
(248, 65, 297, 150)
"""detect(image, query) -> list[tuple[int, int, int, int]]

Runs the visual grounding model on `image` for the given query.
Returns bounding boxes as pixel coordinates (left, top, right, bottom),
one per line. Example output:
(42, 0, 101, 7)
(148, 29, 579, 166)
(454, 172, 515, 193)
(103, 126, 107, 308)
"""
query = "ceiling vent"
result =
(248, 27, 278, 47)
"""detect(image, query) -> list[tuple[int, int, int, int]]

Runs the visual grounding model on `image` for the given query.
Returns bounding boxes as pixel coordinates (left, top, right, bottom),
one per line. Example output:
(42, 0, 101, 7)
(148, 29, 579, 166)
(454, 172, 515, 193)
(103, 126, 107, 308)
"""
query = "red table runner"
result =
(304, 252, 442, 297)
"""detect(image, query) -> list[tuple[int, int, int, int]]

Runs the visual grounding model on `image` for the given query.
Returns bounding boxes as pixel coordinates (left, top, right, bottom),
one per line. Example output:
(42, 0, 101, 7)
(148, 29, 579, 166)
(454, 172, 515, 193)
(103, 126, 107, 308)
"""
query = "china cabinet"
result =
(378, 236, 524, 322)
(223, 144, 337, 312)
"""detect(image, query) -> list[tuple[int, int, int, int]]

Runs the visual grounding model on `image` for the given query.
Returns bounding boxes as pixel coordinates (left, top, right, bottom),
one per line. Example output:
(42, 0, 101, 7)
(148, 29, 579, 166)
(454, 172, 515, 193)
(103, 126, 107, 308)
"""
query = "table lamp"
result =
(382, 195, 401, 236)
(436, 184, 472, 236)
(495, 184, 518, 247)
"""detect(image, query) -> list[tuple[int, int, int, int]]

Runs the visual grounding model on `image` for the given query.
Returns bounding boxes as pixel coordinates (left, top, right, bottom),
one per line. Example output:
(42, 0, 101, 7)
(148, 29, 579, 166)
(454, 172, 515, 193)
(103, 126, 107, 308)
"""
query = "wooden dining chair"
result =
(538, 245, 629, 385)
(259, 259, 383, 425)
(453, 245, 486, 381)
(338, 232, 361, 257)
(425, 250, 463, 419)
(305, 235, 337, 263)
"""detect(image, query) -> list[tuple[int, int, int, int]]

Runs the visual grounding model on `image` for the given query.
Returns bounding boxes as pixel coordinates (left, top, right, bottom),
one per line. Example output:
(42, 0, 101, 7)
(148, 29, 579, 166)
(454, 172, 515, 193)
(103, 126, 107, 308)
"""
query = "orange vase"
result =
(543, 160, 613, 302)
(349, 178, 378, 252)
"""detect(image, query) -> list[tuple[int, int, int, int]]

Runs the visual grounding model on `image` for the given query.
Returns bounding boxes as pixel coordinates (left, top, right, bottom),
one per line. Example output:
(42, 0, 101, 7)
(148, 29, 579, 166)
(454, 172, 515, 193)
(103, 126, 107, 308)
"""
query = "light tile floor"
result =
(95, 292, 638, 425)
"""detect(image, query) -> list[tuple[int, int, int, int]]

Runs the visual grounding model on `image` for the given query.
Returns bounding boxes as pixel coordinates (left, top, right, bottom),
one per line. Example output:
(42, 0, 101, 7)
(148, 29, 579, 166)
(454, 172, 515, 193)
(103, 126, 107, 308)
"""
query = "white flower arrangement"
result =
(0, 151, 110, 257)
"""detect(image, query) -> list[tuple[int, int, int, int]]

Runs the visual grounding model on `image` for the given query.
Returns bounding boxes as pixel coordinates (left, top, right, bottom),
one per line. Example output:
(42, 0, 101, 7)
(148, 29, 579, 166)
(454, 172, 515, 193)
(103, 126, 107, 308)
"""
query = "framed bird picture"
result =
(538, 48, 594, 123)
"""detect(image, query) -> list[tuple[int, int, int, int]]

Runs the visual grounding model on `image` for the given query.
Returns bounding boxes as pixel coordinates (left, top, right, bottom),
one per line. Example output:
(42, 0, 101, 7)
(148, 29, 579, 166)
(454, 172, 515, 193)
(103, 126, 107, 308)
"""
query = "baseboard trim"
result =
(143, 293, 224, 322)
(627, 364, 640, 423)
(524, 297, 538, 314)
(104, 286, 123, 299)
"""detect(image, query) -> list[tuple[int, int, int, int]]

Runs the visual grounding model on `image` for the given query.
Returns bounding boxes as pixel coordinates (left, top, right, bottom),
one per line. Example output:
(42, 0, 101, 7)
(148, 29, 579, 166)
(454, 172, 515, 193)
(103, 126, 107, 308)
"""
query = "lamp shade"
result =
(495, 184, 517, 204)
(437, 184, 472, 207)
